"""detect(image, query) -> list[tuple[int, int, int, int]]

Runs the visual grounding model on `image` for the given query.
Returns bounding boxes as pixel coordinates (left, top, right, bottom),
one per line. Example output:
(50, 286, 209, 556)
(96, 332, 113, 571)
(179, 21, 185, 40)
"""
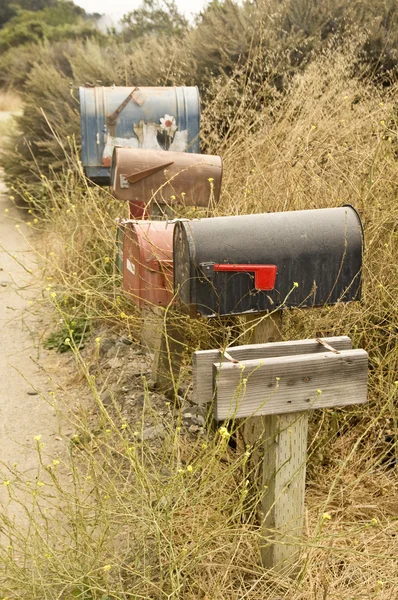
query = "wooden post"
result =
(195, 334, 367, 573)
(257, 412, 308, 571)
(243, 311, 308, 573)
(141, 307, 183, 391)
(141, 306, 164, 355)
(151, 309, 185, 393)
(141, 305, 185, 393)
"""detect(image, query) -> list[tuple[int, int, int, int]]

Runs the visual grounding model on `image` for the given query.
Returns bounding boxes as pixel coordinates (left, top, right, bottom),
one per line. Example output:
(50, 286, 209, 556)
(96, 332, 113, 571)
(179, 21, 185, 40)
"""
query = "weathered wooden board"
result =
(193, 336, 352, 405)
(214, 349, 368, 420)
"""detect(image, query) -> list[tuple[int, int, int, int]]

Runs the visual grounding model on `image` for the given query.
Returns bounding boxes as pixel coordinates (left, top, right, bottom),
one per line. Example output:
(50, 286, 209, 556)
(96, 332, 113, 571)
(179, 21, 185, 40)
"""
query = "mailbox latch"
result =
(212, 263, 278, 290)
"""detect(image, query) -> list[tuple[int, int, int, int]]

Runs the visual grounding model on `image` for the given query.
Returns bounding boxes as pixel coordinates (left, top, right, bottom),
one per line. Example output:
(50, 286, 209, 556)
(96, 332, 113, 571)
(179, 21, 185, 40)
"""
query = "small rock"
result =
(99, 338, 115, 356)
(182, 406, 207, 428)
(27, 390, 39, 396)
(136, 392, 149, 405)
(107, 357, 124, 370)
(188, 425, 203, 434)
(100, 390, 113, 407)
(191, 415, 205, 426)
(138, 425, 165, 442)
(0, 281, 8, 287)
(122, 386, 129, 393)
(120, 336, 133, 346)
(192, 406, 207, 419)
(105, 346, 118, 359)
(128, 368, 150, 377)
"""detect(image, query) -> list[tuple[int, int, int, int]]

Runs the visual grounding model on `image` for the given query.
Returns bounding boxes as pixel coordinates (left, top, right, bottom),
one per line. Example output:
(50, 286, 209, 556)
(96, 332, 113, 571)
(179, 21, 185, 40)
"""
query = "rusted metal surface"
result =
(107, 88, 140, 126)
(79, 86, 200, 184)
(111, 147, 223, 219)
(123, 221, 174, 308)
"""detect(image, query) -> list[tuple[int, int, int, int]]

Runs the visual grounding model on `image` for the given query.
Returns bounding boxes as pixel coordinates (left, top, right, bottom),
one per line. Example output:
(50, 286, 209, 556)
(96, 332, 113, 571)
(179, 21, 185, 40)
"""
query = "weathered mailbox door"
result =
(123, 221, 174, 308)
(79, 86, 200, 185)
(173, 206, 363, 316)
(110, 147, 223, 219)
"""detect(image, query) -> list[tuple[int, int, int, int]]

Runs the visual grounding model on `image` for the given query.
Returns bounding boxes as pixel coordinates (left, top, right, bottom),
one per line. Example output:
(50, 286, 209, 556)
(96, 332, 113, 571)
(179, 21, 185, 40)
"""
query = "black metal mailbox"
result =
(173, 206, 363, 317)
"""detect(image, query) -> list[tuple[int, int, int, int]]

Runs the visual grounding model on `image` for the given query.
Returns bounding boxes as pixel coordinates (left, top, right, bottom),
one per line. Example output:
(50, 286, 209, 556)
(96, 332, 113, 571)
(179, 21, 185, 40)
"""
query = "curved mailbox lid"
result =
(110, 147, 223, 218)
(123, 221, 174, 308)
(79, 86, 200, 185)
(173, 206, 363, 317)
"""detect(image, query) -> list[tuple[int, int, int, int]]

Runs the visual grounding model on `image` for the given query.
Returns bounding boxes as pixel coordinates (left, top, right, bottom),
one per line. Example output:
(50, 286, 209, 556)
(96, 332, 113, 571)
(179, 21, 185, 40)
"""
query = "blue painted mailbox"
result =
(79, 86, 201, 185)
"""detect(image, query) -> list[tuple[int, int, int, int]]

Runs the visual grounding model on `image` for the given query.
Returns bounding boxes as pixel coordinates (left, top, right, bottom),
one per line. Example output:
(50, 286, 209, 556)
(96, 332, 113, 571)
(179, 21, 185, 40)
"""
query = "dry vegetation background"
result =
(0, 0, 397, 598)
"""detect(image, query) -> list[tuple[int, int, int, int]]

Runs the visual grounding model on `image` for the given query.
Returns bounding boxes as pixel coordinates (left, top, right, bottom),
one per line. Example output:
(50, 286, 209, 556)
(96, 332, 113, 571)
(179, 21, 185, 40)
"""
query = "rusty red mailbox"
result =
(111, 147, 223, 219)
(123, 220, 174, 308)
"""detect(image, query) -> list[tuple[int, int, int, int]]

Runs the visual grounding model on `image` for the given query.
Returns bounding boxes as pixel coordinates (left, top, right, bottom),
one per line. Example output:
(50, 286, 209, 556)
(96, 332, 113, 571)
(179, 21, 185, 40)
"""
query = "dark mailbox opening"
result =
(173, 206, 363, 317)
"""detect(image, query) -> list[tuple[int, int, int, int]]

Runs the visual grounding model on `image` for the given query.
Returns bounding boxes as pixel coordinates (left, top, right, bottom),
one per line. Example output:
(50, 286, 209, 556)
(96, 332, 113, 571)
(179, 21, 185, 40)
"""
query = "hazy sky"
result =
(74, 0, 210, 23)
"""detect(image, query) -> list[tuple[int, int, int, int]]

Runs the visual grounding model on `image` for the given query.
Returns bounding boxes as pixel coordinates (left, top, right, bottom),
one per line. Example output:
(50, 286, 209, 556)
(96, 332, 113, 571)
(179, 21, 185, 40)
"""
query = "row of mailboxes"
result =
(122, 206, 363, 315)
(78, 89, 363, 317)
(111, 147, 223, 219)
(79, 86, 201, 185)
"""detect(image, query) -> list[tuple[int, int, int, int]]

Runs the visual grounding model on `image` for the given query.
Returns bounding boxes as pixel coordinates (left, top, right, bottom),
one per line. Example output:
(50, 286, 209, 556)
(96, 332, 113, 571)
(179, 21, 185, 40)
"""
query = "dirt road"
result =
(0, 173, 61, 526)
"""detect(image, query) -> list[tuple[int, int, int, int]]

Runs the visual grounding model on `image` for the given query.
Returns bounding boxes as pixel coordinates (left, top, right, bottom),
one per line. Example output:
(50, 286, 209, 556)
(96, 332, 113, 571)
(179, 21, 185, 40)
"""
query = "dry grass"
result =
(0, 43, 397, 599)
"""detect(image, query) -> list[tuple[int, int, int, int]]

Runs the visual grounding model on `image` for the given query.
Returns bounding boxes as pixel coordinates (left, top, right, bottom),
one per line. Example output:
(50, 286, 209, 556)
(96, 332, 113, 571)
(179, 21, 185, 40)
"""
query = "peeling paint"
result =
(169, 130, 189, 152)
(79, 86, 200, 184)
(102, 120, 188, 164)
(126, 258, 136, 275)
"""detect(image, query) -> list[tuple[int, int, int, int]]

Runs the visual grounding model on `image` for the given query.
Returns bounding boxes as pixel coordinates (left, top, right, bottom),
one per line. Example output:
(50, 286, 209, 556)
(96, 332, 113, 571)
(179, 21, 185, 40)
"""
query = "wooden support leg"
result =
(260, 412, 308, 570)
(243, 311, 308, 572)
(244, 312, 282, 346)
(141, 307, 164, 355)
(149, 308, 185, 394)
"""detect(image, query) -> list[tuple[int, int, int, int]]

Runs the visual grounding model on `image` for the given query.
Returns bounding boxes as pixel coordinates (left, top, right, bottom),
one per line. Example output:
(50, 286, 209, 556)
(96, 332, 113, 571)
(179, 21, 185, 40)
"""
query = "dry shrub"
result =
(211, 42, 398, 468)
(2, 0, 398, 194)
(1, 39, 397, 600)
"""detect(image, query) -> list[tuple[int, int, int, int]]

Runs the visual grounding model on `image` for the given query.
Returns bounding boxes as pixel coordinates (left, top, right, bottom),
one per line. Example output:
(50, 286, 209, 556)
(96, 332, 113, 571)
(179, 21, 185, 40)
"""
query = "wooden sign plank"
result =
(193, 336, 352, 405)
(214, 349, 368, 420)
